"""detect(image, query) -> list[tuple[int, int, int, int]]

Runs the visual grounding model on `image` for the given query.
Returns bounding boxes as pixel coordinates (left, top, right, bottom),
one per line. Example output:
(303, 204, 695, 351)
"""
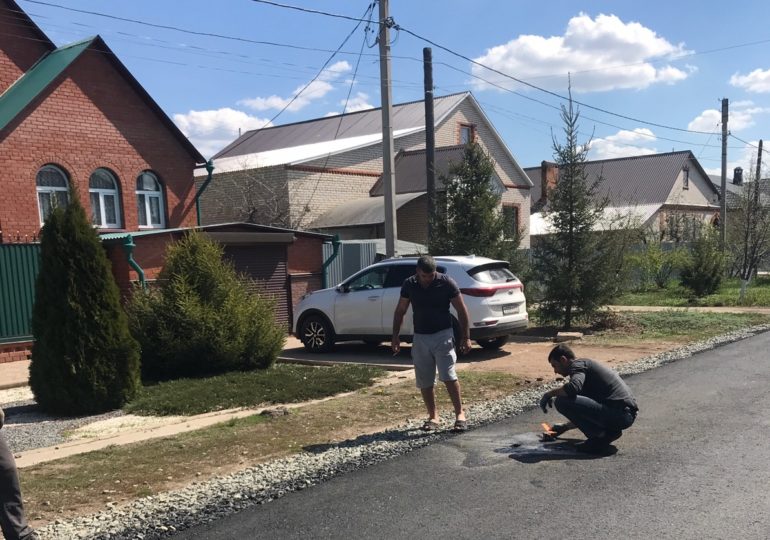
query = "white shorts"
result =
(411, 328, 457, 389)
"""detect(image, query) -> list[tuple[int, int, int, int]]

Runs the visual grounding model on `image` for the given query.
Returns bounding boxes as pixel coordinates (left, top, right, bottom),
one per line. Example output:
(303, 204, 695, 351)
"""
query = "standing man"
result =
(392, 255, 472, 432)
(540, 344, 638, 454)
(0, 408, 38, 540)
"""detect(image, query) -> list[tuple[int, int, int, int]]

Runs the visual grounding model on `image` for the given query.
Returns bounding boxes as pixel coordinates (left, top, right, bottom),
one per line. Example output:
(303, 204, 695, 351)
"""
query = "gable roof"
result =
(1, 0, 55, 51)
(309, 192, 424, 229)
(524, 151, 718, 206)
(0, 35, 205, 163)
(369, 145, 467, 196)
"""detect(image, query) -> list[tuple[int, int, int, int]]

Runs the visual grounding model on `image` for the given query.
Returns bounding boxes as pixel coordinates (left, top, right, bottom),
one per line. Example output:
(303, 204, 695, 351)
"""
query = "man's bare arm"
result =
(450, 294, 472, 354)
(392, 297, 410, 353)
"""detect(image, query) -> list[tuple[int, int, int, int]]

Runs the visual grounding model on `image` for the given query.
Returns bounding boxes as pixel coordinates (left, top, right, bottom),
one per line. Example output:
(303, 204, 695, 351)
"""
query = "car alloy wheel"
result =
(300, 315, 334, 353)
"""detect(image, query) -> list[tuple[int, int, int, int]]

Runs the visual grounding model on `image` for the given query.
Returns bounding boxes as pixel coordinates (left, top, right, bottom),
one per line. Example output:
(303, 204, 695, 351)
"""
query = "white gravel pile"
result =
(36, 324, 770, 539)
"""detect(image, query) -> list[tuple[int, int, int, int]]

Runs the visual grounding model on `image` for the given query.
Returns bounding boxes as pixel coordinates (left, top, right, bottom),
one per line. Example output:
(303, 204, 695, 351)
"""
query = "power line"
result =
(730, 133, 770, 155)
(250, 0, 377, 24)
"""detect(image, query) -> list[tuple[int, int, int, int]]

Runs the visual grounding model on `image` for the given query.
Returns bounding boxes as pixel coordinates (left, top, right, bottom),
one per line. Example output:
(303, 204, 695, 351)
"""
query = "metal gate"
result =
(0, 244, 40, 343)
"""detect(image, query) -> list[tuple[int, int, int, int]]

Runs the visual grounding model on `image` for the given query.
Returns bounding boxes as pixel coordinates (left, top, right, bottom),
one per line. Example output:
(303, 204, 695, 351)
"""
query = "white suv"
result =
(293, 255, 528, 353)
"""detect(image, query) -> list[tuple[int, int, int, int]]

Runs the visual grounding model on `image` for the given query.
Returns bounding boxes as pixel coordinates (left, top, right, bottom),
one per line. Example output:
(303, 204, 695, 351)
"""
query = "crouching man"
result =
(540, 344, 638, 454)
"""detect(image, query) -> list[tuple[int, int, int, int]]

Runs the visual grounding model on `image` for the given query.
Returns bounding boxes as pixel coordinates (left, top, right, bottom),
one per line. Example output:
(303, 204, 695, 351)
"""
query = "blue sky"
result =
(17, 0, 770, 176)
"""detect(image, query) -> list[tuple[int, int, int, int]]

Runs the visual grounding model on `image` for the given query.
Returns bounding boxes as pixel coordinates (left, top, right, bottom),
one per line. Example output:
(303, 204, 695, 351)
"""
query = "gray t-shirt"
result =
(563, 359, 638, 411)
(400, 273, 460, 335)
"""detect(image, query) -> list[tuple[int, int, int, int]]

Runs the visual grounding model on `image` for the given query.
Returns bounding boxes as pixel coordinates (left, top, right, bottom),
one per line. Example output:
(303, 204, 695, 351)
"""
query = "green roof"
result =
(0, 37, 95, 132)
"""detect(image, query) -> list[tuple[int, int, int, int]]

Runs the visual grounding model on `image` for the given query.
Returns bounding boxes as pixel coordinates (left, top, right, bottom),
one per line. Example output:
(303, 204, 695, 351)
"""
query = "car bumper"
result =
(469, 318, 528, 339)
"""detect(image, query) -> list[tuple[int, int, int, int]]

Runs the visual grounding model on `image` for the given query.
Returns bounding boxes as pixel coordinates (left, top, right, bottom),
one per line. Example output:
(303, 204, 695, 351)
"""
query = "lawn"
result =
(613, 276, 770, 307)
(125, 363, 386, 416)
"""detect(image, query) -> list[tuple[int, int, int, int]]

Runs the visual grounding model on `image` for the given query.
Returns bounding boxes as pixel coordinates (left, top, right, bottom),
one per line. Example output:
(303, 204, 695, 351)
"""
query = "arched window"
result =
(89, 168, 121, 228)
(136, 171, 165, 228)
(36, 164, 70, 223)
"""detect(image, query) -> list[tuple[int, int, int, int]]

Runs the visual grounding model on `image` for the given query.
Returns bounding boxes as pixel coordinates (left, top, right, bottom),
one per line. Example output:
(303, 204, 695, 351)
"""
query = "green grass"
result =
(596, 311, 770, 343)
(613, 276, 770, 307)
(124, 363, 386, 416)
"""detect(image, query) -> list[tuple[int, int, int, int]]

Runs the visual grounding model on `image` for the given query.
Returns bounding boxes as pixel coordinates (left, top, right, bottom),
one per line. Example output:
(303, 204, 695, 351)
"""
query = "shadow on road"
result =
(494, 432, 616, 463)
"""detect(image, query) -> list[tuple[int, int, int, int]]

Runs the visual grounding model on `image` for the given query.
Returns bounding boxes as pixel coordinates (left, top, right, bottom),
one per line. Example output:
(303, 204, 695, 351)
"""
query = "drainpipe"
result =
(122, 234, 146, 290)
(194, 160, 215, 226)
(321, 234, 341, 288)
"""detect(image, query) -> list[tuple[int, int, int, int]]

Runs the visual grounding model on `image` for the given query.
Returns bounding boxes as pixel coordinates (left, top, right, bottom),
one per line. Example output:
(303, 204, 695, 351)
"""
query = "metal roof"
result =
(0, 38, 92, 132)
(530, 204, 661, 236)
(369, 145, 467, 196)
(212, 92, 469, 160)
(524, 151, 718, 207)
(99, 222, 332, 243)
(309, 192, 424, 229)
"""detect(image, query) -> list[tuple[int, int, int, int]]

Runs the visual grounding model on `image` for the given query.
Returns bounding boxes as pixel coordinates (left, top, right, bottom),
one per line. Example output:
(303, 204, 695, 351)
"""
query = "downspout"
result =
(122, 234, 146, 290)
(194, 160, 215, 226)
(321, 234, 341, 288)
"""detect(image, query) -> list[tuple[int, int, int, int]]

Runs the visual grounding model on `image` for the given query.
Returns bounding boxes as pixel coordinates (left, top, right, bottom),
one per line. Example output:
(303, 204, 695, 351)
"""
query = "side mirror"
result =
(337, 284, 350, 293)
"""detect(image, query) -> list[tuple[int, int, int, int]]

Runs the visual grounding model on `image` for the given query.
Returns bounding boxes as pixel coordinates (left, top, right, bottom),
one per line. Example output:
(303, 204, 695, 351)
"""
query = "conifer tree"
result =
(30, 192, 140, 415)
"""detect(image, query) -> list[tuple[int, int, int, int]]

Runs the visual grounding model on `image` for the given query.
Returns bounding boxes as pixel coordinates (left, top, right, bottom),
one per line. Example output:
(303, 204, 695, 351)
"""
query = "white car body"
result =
(293, 255, 528, 352)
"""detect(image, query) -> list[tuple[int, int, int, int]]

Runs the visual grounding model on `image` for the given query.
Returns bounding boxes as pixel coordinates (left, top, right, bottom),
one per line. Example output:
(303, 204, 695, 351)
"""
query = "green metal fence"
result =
(0, 244, 40, 343)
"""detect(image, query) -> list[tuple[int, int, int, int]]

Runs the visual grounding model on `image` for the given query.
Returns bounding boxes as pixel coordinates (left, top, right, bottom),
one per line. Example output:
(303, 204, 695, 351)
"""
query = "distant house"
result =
(709, 167, 770, 210)
(524, 151, 720, 240)
(197, 92, 533, 249)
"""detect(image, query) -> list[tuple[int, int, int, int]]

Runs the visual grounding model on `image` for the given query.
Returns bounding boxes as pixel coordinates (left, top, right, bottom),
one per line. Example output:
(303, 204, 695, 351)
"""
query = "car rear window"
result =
(468, 263, 516, 284)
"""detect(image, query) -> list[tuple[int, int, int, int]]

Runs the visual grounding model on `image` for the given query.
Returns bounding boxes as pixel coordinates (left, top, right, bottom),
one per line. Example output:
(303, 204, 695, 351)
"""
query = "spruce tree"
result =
(127, 231, 285, 380)
(429, 141, 518, 261)
(532, 94, 617, 329)
(30, 191, 140, 415)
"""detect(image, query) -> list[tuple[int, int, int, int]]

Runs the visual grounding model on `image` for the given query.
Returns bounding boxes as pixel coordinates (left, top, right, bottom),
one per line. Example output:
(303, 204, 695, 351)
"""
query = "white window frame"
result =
(136, 171, 166, 229)
(89, 168, 122, 229)
(36, 164, 70, 224)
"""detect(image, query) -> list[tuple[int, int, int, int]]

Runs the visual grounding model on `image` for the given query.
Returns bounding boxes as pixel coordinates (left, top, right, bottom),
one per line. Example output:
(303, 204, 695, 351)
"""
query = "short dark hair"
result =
(416, 254, 436, 273)
(548, 343, 575, 362)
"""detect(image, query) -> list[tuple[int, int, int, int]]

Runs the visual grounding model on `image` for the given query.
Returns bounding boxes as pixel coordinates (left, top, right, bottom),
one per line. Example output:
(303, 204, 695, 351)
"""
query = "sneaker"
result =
(574, 438, 616, 455)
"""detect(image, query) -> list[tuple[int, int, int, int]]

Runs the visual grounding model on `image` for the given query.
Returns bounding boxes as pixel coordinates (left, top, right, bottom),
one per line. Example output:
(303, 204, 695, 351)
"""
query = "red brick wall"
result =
(288, 273, 322, 331)
(0, 0, 51, 91)
(287, 235, 325, 273)
(106, 233, 178, 296)
(0, 341, 32, 364)
(0, 45, 198, 242)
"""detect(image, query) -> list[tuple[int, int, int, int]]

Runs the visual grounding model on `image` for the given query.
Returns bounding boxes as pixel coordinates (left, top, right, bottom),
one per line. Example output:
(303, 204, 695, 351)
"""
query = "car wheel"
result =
(300, 315, 335, 353)
(476, 335, 509, 350)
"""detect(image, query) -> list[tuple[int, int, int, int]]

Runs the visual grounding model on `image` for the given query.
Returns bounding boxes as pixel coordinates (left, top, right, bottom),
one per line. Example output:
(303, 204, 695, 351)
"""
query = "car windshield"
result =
(468, 263, 516, 284)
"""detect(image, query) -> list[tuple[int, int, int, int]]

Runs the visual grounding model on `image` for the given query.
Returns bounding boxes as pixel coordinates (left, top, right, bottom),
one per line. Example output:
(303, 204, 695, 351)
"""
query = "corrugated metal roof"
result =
(0, 37, 93, 132)
(530, 204, 661, 236)
(212, 92, 469, 160)
(309, 192, 424, 229)
(524, 151, 718, 207)
(99, 222, 332, 243)
(369, 145, 466, 196)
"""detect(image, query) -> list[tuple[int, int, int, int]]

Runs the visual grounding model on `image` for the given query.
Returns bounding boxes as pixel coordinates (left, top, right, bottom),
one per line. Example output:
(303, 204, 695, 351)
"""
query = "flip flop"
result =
(421, 420, 441, 432)
(452, 419, 468, 432)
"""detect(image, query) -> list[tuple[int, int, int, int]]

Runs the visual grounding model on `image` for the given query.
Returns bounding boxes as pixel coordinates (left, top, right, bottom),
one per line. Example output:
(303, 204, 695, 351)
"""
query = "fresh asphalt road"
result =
(172, 333, 770, 539)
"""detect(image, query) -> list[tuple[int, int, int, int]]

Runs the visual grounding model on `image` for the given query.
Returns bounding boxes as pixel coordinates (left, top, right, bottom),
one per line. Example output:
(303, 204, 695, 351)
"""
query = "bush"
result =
(679, 229, 725, 297)
(127, 231, 285, 380)
(29, 193, 140, 415)
(627, 243, 688, 291)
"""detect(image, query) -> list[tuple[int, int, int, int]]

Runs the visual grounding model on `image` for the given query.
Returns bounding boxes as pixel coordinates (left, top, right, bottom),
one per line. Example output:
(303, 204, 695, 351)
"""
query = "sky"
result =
(15, 0, 770, 177)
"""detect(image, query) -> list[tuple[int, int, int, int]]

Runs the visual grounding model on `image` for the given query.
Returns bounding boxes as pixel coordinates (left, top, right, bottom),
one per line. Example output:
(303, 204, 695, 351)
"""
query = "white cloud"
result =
(173, 107, 271, 158)
(703, 140, 761, 177)
(730, 68, 770, 93)
(239, 61, 352, 112)
(688, 103, 770, 132)
(342, 92, 374, 113)
(471, 13, 691, 93)
(588, 128, 658, 159)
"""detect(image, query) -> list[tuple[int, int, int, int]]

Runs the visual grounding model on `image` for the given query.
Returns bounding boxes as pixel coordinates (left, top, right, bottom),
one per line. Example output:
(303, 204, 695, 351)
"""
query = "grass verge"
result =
(613, 277, 770, 307)
(126, 364, 385, 416)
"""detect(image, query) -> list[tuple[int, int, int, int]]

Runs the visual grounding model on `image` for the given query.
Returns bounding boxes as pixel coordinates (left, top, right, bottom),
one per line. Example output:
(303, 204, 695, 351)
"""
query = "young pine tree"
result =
(429, 141, 518, 261)
(532, 95, 617, 329)
(30, 191, 140, 415)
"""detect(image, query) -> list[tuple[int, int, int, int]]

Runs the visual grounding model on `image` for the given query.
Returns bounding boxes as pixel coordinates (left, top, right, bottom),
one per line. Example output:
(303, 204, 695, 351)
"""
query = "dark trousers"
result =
(554, 396, 636, 440)
(0, 431, 33, 540)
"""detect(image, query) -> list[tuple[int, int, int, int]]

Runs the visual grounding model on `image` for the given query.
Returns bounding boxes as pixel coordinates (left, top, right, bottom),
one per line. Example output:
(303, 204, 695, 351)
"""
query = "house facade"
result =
(197, 92, 533, 249)
(525, 151, 720, 241)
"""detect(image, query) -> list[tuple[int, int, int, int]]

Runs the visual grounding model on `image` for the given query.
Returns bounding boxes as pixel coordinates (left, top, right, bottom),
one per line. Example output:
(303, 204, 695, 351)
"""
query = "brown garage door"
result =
(223, 244, 290, 330)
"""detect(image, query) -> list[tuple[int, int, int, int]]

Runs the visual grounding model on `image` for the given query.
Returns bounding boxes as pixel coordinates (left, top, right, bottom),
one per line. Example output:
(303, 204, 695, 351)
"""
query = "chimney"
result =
(733, 167, 743, 185)
(540, 160, 558, 202)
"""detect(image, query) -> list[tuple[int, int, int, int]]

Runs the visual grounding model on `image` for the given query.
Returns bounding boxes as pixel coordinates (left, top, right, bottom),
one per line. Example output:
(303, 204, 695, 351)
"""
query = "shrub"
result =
(29, 193, 140, 415)
(679, 229, 725, 297)
(627, 243, 688, 291)
(127, 231, 285, 380)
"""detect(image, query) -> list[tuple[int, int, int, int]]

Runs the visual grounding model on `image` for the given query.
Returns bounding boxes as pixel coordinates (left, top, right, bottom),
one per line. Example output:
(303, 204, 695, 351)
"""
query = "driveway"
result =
(171, 331, 770, 539)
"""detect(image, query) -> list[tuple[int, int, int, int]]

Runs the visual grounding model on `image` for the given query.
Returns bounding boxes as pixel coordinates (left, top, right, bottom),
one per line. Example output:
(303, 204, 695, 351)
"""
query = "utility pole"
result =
(423, 47, 435, 248)
(720, 98, 728, 248)
(756, 139, 763, 183)
(378, 0, 397, 258)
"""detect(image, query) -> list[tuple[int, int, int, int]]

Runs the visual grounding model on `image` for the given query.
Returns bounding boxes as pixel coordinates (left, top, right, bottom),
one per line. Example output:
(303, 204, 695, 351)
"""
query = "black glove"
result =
(539, 394, 554, 414)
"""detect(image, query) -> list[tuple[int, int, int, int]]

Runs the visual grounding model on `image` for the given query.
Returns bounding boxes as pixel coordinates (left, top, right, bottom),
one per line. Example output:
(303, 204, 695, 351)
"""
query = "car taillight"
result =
(460, 283, 522, 297)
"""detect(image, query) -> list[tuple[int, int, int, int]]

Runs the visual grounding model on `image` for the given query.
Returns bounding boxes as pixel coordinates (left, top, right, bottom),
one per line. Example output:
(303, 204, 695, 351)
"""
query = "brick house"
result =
(0, 0, 209, 362)
(197, 92, 533, 249)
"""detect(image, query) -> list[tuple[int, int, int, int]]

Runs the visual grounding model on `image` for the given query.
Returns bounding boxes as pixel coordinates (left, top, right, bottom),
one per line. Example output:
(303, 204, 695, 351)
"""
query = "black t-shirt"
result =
(400, 273, 460, 334)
